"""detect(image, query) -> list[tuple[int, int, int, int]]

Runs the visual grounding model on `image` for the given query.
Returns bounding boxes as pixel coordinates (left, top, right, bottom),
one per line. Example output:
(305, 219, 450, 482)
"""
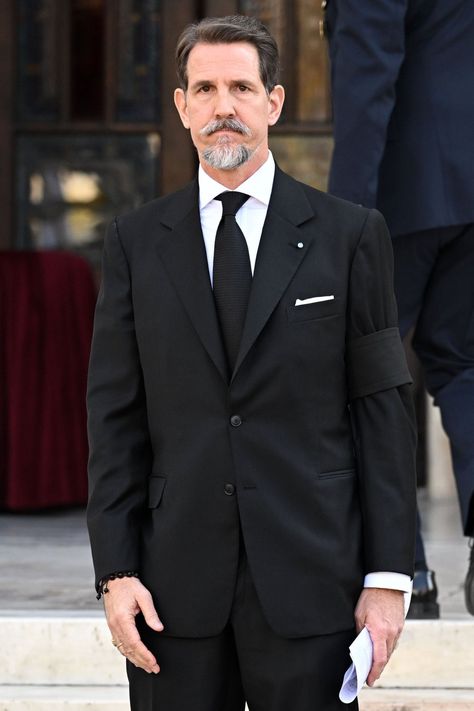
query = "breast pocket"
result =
(287, 297, 341, 323)
(148, 474, 167, 509)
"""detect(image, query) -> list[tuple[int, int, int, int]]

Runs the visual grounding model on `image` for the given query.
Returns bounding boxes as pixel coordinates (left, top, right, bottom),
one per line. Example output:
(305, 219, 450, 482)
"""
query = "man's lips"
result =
(211, 128, 242, 135)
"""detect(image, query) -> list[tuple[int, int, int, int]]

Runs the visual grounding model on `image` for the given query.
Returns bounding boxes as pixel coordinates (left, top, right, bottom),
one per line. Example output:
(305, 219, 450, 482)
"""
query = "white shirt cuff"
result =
(364, 572, 412, 592)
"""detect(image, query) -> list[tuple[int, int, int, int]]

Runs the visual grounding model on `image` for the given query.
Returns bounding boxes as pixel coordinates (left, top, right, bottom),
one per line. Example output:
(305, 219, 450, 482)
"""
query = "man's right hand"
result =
(104, 577, 163, 674)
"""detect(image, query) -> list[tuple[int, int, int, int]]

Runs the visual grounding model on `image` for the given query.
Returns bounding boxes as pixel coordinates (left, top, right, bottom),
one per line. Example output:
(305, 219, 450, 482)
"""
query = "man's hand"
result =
(354, 587, 405, 687)
(104, 577, 164, 674)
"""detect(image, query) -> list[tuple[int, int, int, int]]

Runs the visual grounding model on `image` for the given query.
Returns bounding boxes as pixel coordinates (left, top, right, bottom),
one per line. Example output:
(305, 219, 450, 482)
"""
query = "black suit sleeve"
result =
(347, 209, 417, 576)
(327, 0, 408, 205)
(86, 218, 152, 587)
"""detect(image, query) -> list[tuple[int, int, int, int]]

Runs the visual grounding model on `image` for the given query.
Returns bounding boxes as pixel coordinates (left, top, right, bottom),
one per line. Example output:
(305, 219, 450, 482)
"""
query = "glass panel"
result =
(296, 0, 330, 122)
(240, 0, 331, 123)
(269, 134, 333, 191)
(239, 0, 286, 56)
(16, 134, 160, 267)
(17, 0, 60, 122)
(70, 0, 106, 120)
(239, 0, 288, 123)
(116, 0, 161, 122)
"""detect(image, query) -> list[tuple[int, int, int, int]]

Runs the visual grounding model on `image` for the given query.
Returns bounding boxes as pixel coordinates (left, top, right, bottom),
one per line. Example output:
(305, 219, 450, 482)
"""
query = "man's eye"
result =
(238, 85, 249, 92)
(199, 86, 211, 93)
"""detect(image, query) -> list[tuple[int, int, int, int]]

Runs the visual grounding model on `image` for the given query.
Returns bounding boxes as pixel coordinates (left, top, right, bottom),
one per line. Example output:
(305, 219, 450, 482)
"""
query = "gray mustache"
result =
(200, 119, 251, 137)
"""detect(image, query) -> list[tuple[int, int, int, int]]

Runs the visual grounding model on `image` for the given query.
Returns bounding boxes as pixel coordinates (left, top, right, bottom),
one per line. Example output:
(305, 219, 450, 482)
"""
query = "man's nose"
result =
(214, 89, 235, 118)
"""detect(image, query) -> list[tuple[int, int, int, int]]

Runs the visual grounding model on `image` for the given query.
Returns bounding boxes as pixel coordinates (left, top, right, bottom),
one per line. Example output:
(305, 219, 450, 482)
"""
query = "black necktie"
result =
(213, 191, 251, 372)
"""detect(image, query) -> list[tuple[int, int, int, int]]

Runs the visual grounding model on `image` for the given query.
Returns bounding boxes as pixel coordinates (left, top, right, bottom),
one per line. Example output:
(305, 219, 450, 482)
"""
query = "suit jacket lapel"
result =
(156, 180, 229, 383)
(155, 169, 316, 386)
(231, 168, 315, 382)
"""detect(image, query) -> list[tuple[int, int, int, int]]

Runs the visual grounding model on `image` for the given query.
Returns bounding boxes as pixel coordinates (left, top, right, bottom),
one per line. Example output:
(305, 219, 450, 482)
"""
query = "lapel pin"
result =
(297, 242, 304, 249)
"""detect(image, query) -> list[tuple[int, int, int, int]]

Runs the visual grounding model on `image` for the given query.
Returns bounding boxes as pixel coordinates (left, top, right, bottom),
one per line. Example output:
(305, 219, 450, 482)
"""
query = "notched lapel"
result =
(232, 169, 316, 381)
(156, 181, 228, 383)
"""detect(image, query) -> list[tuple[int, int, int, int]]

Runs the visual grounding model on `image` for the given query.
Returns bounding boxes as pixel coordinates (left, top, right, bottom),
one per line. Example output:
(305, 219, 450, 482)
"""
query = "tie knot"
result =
(217, 191, 249, 217)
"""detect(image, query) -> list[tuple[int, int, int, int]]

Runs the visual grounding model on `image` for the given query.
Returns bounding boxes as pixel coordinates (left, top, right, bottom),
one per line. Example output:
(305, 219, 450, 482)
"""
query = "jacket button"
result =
(230, 414, 242, 427)
(224, 483, 235, 496)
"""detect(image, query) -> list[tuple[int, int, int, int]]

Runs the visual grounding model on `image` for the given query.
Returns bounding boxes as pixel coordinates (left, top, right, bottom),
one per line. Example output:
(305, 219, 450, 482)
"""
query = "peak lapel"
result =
(231, 169, 315, 382)
(156, 181, 228, 383)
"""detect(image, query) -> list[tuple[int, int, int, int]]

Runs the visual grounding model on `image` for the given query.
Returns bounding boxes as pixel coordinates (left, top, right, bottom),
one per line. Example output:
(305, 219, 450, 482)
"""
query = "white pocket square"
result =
(295, 295, 335, 306)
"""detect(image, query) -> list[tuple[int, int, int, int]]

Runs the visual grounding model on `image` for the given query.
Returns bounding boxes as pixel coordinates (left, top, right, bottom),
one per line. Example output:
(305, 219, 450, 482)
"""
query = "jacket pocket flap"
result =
(318, 468, 356, 480)
(148, 475, 166, 508)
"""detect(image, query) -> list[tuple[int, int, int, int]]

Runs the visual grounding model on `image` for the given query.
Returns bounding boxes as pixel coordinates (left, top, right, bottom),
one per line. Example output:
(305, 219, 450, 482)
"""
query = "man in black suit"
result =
(87, 15, 416, 710)
(325, 0, 474, 618)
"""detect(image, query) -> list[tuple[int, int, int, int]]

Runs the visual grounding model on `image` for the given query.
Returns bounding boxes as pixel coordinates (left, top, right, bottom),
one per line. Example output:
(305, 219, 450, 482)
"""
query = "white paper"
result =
(294, 295, 334, 306)
(339, 589, 412, 704)
(339, 627, 373, 703)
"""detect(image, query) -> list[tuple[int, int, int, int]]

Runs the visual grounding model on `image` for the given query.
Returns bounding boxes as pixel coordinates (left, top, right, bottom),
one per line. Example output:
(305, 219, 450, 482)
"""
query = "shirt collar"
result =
(198, 151, 275, 210)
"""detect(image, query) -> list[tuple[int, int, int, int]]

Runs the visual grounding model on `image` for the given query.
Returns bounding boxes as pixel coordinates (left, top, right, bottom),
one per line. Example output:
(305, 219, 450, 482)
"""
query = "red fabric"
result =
(0, 252, 97, 509)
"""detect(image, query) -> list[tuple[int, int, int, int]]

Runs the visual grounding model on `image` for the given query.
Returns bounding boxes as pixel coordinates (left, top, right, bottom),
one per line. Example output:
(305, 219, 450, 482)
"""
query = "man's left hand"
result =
(354, 588, 405, 686)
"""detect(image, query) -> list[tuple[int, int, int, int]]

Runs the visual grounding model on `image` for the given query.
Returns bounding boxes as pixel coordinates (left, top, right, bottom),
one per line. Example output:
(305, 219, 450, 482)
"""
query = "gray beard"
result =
(201, 141, 253, 170)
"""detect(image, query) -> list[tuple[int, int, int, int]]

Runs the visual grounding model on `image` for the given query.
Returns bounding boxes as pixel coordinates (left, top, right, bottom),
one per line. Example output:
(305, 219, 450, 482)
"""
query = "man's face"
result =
(174, 41, 284, 179)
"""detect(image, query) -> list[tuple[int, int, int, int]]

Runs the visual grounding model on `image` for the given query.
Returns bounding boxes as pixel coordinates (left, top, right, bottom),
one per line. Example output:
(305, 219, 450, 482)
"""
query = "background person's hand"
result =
(104, 577, 163, 674)
(354, 587, 405, 686)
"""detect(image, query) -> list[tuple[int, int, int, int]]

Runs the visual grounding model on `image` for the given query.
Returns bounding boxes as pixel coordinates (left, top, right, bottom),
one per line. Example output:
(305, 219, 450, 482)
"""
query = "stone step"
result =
(1, 686, 474, 711)
(0, 685, 128, 711)
(1, 614, 473, 688)
(0, 614, 127, 687)
(359, 688, 474, 710)
(379, 619, 474, 689)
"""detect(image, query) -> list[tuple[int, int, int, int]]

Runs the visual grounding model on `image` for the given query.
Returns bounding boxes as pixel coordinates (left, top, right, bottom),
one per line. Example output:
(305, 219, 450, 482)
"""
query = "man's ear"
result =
(174, 88, 190, 129)
(267, 85, 285, 127)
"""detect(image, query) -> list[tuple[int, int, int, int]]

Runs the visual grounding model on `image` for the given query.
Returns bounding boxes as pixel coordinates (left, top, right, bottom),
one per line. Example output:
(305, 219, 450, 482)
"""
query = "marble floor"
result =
(0, 492, 471, 618)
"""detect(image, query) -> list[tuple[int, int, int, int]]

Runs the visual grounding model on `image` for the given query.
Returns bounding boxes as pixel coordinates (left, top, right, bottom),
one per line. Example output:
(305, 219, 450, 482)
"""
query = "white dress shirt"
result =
(197, 152, 411, 597)
(199, 152, 275, 284)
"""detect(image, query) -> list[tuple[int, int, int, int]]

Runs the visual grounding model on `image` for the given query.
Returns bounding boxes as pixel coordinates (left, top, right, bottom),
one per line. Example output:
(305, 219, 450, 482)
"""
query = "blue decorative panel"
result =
(17, 0, 60, 121)
(116, 0, 161, 122)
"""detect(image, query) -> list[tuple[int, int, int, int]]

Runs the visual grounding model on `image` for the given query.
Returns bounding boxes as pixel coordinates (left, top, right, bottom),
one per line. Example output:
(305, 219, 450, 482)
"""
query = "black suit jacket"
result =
(326, 0, 474, 236)
(87, 167, 416, 638)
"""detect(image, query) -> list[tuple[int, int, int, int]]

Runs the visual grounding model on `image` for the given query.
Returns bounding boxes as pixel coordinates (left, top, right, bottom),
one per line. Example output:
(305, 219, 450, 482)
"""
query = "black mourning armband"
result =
(347, 327, 412, 400)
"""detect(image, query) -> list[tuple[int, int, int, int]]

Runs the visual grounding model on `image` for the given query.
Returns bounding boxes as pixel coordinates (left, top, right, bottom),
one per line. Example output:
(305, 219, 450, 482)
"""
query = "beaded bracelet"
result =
(96, 571, 139, 600)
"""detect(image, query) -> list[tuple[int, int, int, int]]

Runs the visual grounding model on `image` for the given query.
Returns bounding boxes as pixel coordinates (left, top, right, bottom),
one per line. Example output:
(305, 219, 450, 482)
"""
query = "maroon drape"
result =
(0, 252, 97, 509)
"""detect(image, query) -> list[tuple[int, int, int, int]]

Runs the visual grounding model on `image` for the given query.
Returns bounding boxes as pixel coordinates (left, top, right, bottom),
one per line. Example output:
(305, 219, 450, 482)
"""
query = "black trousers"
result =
(393, 223, 474, 559)
(127, 547, 357, 711)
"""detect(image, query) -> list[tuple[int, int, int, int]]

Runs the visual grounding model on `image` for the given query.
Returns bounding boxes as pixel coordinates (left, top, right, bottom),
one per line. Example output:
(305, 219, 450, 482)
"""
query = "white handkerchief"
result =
(339, 628, 373, 703)
(294, 295, 335, 306)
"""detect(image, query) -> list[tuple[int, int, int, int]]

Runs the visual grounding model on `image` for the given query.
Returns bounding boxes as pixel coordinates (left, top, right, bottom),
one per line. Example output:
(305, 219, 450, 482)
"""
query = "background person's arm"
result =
(326, 0, 408, 205)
